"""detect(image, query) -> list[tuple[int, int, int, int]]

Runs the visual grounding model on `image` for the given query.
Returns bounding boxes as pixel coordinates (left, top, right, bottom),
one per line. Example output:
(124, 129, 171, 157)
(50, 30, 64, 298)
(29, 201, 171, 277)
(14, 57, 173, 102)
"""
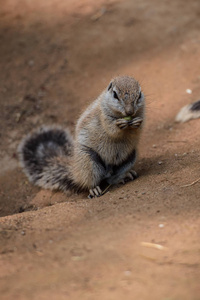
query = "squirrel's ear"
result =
(108, 82, 112, 91)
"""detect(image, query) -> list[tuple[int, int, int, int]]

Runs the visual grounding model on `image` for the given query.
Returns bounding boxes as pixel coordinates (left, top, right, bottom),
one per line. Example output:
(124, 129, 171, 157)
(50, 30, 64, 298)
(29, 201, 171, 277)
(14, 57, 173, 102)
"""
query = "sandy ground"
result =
(0, 0, 200, 299)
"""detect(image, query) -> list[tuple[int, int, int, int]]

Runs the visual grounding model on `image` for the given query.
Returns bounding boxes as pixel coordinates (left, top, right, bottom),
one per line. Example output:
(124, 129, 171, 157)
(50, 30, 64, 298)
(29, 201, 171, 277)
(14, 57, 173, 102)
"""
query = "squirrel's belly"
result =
(97, 141, 135, 166)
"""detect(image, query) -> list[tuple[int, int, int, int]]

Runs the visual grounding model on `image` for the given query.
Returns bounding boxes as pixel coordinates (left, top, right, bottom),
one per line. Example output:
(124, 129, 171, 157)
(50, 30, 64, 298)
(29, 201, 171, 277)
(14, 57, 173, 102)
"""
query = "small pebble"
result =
(158, 161, 163, 165)
(124, 270, 132, 276)
(28, 60, 34, 66)
(186, 89, 192, 94)
(159, 224, 164, 228)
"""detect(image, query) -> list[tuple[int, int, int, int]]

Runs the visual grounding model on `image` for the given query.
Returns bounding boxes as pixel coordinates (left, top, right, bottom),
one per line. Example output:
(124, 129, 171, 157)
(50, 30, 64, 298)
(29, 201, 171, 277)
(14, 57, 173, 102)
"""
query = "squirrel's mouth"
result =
(122, 116, 133, 120)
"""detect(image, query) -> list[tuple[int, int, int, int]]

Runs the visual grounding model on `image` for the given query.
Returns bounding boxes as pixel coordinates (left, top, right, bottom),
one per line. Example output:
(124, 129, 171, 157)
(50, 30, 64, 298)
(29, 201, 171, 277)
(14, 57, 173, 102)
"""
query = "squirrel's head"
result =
(104, 76, 144, 117)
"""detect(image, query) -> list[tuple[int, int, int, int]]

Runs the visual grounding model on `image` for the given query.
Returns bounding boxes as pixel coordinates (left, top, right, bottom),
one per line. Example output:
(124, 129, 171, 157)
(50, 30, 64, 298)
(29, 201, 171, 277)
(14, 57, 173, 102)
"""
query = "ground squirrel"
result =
(18, 76, 145, 198)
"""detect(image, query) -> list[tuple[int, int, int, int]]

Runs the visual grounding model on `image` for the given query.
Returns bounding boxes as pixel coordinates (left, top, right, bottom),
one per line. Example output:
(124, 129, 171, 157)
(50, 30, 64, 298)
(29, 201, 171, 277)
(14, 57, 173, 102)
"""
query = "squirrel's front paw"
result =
(116, 117, 143, 129)
(88, 186, 103, 198)
(116, 119, 129, 129)
(128, 117, 143, 129)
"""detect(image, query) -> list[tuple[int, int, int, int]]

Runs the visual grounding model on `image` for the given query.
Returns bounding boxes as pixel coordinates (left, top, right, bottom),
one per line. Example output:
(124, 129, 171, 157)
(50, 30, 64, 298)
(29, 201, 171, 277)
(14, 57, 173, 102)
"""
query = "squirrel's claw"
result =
(128, 117, 143, 128)
(116, 119, 129, 129)
(127, 170, 138, 180)
(116, 117, 143, 130)
(119, 170, 138, 184)
(88, 186, 103, 198)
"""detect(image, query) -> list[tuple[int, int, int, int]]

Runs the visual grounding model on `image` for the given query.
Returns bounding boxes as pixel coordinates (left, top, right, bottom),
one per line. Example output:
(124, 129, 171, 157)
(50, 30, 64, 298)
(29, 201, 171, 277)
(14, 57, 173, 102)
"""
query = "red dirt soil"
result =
(0, 0, 200, 299)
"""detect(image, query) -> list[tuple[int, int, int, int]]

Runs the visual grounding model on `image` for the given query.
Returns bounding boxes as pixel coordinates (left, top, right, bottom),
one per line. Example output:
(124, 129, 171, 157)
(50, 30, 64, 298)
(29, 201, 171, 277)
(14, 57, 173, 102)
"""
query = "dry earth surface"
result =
(0, 0, 200, 299)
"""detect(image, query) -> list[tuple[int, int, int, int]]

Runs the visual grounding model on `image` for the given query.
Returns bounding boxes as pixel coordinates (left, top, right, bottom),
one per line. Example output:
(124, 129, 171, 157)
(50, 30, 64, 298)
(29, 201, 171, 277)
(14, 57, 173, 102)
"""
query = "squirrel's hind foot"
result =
(88, 186, 103, 198)
(88, 181, 112, 198)
(119, 170, 138, 184)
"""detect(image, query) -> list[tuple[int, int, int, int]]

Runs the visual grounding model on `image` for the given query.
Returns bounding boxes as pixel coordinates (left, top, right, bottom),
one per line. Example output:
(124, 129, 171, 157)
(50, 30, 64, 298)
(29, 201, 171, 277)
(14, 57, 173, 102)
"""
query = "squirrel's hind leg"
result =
(107, 149, 137, 185)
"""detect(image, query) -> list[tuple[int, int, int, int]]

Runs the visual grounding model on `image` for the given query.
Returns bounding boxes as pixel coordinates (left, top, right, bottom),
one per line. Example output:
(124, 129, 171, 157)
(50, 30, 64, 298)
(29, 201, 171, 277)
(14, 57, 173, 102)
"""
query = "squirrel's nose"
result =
(125, 106, 134, 116)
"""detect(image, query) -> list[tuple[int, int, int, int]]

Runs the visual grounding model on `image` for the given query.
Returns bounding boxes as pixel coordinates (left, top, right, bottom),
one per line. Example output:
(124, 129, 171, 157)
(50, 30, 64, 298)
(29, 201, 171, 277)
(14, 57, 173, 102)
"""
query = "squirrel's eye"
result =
(137, 91, 142, 103)
(113, 91, 119, 100)
(108, 82, 112, 91)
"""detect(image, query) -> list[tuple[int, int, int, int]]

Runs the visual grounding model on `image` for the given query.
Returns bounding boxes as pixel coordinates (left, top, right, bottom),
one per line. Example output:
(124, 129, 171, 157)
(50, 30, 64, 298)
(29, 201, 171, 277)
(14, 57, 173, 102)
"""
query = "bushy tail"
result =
(175, 100, 200, 123)
(18, 126, 79, 192)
